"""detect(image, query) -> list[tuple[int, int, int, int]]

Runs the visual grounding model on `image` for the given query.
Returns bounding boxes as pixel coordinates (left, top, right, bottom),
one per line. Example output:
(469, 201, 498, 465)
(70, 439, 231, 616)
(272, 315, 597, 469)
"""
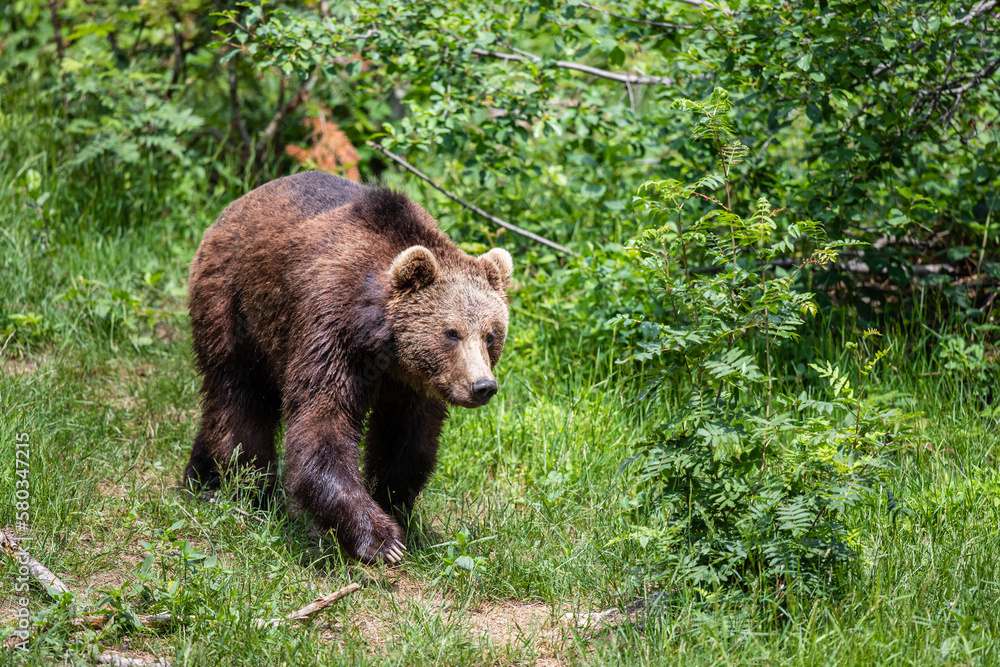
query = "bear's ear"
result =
(480, 247, 514, 292)
(390, 245, 439, 292)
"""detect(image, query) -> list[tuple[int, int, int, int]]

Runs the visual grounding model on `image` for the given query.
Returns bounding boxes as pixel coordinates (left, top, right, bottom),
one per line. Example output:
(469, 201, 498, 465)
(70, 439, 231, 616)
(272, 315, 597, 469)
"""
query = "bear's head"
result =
(387, 245, 513, 408)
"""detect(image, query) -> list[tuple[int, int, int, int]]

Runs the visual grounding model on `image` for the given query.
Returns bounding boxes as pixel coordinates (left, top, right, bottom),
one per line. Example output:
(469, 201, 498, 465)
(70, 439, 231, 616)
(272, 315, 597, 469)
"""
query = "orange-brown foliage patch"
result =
(285, 112, 361, 182)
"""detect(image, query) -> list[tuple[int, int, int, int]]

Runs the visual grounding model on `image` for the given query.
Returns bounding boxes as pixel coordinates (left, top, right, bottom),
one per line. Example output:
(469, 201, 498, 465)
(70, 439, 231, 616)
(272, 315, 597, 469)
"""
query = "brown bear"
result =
(184, 171, 513, 564)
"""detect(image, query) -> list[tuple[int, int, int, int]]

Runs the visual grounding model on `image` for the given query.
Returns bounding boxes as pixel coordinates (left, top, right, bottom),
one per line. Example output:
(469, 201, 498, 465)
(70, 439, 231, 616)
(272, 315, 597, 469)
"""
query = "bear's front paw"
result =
(357, 516, 407, 565)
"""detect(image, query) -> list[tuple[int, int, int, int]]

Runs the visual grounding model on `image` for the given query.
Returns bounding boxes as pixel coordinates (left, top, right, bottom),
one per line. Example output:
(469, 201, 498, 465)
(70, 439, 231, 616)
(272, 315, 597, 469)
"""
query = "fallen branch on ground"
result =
(7, 586, 360, 633)
(73, 612, 180, 631)
(255, 582, 361, 628)
(0, 529, 71, 597)
(97, 653, 171, 667)
(366, 141, 578, 257)
(561, 592, 665, 630)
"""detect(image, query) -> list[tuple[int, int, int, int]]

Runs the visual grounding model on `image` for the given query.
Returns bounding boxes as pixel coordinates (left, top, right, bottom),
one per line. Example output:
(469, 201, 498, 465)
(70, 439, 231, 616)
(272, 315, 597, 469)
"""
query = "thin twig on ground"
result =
(366, 141, 577, 257)
(9, 583, 359, 634)
(175, 502, 216, 554)
(187, 489, 266, 523)
(255, 582, 362, 628)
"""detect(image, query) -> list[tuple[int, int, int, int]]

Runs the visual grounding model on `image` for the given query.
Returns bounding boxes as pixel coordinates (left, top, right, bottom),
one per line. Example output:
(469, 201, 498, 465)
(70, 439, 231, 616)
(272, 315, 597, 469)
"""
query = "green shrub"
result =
(611, 89, 912, 594)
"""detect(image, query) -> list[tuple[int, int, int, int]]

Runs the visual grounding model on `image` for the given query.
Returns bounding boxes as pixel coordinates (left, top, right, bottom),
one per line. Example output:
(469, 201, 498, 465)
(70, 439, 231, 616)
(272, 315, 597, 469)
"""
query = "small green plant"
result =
(611, 88, 911, 594)
(430, 526, 492, 589)
(58, 275, 174, 350)
(132, 520, 225, 618)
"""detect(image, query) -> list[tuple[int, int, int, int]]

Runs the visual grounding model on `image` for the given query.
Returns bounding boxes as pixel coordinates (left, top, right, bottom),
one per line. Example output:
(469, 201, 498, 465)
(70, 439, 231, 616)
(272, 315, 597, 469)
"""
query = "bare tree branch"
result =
(942, 55, 1000, 125)
(953, 0, 999, 25)
(471, 48, 676, 87)
(580, 2, 696, 29)
(869, 40, 927, 80)
(255, 69, 319, 162)
(47, 0, 66, 69)
(366, 141, 578, 257)
(167, 10, 185, 100)
(942, 54, 1000, 96)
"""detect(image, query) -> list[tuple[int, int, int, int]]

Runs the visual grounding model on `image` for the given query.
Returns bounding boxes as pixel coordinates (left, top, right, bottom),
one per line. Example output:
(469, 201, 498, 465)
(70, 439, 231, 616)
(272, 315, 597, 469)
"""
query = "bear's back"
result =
(246, 171, 368, 222)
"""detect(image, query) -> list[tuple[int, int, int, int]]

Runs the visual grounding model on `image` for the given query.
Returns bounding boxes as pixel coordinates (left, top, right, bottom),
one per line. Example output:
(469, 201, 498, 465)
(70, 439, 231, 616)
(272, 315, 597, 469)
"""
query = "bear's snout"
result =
(471, 378, 498, 405)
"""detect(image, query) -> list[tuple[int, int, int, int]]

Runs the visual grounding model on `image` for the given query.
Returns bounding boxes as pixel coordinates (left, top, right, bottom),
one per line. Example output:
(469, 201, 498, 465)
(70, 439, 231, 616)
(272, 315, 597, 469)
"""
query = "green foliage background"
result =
(2, 0, 1000, 663)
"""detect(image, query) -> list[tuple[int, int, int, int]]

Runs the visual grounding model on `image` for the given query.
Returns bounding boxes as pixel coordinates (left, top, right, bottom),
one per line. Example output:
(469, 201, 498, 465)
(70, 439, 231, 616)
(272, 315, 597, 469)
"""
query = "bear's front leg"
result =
(364, 379, 448, 526)
(284, 412, 406, 564)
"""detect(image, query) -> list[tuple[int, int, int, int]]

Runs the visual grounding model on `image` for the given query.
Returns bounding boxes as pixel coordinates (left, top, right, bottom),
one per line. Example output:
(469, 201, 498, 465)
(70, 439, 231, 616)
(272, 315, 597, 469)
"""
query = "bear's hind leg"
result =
(185, 431, 220, 490)
(364, 380, 447, 526)
(186, 366, 281, 502)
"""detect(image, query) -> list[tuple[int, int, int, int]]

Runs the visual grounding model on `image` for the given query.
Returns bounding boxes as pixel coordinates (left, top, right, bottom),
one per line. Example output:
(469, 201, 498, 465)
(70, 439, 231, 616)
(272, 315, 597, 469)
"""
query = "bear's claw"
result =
(381, 541, 406, 564)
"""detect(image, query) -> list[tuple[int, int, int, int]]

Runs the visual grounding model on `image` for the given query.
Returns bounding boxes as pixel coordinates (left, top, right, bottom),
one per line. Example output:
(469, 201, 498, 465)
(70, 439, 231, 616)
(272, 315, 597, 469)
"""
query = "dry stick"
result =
(175, 503, 216, 554)
(74, 613, 180, 631)
(953, 0, 999, 25)
(941, 55, 1000, 126)
(470, 48, 676, 87)
(254, 583, 361, 628)
(31, 584, 360, 632)
(366, 141, 577, 257)
(97, 653, 171, 667)
(0, 530, 71, 597)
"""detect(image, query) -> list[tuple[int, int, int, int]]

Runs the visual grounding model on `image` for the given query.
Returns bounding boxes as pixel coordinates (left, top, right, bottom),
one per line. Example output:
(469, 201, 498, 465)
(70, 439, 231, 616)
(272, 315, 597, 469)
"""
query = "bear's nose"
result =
(471, 378, 498, 404)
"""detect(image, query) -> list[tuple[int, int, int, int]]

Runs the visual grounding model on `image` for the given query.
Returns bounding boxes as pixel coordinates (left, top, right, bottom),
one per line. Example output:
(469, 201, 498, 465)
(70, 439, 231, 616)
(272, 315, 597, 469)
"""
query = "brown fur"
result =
(185, 172, 513, 563)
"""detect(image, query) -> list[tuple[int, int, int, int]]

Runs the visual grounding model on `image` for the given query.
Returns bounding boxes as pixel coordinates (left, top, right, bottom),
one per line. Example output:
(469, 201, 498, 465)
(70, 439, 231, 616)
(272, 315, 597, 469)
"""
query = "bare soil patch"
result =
(334, 572, 572, 663)
(1, 353, 48, 376)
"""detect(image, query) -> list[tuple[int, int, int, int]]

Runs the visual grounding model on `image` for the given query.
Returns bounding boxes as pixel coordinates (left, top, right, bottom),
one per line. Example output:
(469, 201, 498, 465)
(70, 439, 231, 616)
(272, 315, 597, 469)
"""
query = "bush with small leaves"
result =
(611, 89, 913, 595)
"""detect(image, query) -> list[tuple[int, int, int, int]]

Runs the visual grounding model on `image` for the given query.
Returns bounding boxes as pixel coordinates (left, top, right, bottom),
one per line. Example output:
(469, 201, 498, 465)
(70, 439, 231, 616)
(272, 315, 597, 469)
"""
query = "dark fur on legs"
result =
(184, 365, 281, 505)
(364, 380, 447, 526)
(284, 402, 406, 563)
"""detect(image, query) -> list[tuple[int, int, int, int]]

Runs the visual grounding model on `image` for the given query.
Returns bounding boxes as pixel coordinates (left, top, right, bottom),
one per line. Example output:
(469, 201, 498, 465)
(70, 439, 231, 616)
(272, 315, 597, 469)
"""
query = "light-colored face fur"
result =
(388, 246, 512, 408)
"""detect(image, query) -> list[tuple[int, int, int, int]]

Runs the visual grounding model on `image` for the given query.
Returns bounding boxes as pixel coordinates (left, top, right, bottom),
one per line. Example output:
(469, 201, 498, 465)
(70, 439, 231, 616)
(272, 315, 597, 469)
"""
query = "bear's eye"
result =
(445, 329, 461, 341)
(485, 332, 495, 347)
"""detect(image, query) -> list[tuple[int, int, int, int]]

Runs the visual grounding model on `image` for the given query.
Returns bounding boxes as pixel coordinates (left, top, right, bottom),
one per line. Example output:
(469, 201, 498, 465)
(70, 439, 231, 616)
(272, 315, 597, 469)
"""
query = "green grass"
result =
(2, 81, 1000, 666)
